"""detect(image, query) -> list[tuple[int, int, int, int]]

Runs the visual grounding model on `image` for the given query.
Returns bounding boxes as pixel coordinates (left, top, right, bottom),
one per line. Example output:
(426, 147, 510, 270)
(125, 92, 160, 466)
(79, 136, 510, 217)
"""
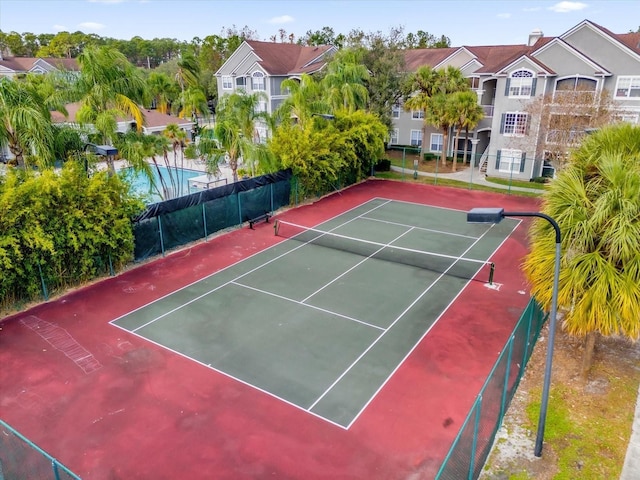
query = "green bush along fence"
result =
(0, 419, 81, 480)
(436, 297, 547, 479)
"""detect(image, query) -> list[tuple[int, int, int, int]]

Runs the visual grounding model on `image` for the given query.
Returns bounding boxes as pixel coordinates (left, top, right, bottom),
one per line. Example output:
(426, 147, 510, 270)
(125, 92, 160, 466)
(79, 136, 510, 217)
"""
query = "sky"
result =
(0, 0, 637, 47)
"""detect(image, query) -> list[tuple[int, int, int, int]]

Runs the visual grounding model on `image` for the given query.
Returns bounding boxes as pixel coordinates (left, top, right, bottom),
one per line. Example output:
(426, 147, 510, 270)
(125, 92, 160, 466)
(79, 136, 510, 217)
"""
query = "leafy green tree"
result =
(270, 110, 386, 197)
(0, 161, 143, 309)
(523, 124, 640, 373)
(356, 30, 408, 131)
(0, 77, 55, 168)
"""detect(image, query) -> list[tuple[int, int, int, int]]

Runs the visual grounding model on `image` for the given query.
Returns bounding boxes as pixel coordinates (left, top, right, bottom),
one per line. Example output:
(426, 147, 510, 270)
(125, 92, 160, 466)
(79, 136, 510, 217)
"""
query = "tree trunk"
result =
(441, 128, 448, 167)
(451, 127, 461, 172)
(581, 331, 597, 377)
(463, 127, 470, 166)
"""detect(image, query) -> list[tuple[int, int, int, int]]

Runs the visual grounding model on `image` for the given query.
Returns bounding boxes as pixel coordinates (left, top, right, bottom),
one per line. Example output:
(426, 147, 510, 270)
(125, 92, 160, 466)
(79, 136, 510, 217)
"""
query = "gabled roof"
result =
(532, 37, 610, 76)
(561, 20, 640, 60)
(465, 45, 533, 74)
(51, 102, 192, 130)
(244, 41, 334, 75)
(0, 56, 79, 73)
(616, 32, 640, 54)
(403, 47, 457, 71)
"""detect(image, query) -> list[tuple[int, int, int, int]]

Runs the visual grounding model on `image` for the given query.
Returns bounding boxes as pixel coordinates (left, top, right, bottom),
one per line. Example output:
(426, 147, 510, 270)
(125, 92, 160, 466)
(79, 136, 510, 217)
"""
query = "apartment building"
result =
(393, 20, 640, 180)
(215, 40, 336, 140)
(215, 21, 640, 181)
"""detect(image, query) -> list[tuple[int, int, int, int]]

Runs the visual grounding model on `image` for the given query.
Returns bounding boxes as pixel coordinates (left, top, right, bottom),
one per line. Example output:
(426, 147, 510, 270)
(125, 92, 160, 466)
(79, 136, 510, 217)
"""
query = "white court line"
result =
(230, 281, 385, 331)
(110, 197, 392, 325)
(127, 199, 393, 333)
(343, 217, 523, 429)
(300, 227, 416, 304)
(360, 216, 479, 239)
(109, 321, 351, 430)
(113, 197, 520, 429)
(307, 222, 499, 413)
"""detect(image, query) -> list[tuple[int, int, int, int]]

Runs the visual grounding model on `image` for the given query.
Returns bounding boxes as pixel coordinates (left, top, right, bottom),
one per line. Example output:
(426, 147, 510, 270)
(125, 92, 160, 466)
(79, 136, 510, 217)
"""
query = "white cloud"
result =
(267, 15, 295, 25)
(78, 22, 106, 31)
(53, 24, 67, 32)
(497, 13, 512, 18)
(548, 1, 588, 13)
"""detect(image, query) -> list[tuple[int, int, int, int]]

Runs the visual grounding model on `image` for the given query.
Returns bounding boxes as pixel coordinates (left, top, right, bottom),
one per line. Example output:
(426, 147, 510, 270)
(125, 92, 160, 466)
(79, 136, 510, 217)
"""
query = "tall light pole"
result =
(467, 207, 561, 457)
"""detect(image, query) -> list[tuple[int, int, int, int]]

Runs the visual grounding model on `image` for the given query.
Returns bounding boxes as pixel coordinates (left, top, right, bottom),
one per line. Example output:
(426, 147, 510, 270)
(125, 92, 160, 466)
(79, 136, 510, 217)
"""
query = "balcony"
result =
(482, 105, 494, 117)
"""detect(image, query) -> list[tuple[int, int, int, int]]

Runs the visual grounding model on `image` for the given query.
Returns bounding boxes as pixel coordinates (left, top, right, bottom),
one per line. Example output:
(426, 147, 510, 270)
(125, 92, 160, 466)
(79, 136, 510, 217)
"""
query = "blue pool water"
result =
(118, 165, 202, 202)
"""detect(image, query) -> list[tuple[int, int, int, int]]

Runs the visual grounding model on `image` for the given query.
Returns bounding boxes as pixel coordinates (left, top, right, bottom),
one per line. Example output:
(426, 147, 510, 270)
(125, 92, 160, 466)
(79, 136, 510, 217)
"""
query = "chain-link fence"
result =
(436, 297, 547, 479)
(0, 419, 81, 480)
(133, 169, 292, 261)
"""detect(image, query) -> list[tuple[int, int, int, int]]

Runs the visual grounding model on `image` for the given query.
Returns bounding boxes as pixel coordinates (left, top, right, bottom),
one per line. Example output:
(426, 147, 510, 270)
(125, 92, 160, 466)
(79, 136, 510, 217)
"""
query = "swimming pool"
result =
(118, 165, 203, 202)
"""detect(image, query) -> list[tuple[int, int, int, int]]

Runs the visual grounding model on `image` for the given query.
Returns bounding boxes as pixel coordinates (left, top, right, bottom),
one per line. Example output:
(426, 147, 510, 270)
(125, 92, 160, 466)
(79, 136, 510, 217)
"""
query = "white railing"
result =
(478, 148, 489, 171)
(482, 105, 494, 117)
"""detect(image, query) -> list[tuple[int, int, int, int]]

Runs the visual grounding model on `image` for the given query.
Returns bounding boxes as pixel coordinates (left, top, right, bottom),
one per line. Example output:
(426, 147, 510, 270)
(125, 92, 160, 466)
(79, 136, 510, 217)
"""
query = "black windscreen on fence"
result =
(132, 169, 292, 261)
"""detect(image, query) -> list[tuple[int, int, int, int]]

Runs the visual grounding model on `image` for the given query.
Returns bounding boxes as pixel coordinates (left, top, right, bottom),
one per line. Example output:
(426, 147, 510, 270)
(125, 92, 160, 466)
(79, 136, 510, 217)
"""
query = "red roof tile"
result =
(246, 41, 333, 75)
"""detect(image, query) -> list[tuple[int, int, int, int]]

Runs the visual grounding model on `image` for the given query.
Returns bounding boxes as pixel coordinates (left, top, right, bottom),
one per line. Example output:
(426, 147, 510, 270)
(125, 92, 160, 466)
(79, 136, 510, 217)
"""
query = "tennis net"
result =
(274, 220, 495, 284)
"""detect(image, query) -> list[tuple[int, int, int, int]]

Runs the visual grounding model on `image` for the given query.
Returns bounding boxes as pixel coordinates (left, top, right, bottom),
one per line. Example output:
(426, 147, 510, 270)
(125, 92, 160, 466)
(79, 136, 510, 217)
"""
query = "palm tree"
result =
(321, 57, 369, 113)
(523, 123, 640, 374)
(448, 90, 484, 171)
(214, 91, 272, 182)
(74, 46, 148, 172)
(403, 65, 441, 158)
(147, 71, 176, 114)
(162, 123, 188, 197)
(276, 74, 329, 128)
(404, 66, 470, 167)
(176, 86, 209, 121)
(0, 77, 55, 168)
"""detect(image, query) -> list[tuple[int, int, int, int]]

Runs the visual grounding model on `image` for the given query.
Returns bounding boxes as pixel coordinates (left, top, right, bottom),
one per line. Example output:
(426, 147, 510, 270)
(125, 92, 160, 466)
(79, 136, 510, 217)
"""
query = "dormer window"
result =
(252, 72, 265, 91)
(506, 70, 536, 98)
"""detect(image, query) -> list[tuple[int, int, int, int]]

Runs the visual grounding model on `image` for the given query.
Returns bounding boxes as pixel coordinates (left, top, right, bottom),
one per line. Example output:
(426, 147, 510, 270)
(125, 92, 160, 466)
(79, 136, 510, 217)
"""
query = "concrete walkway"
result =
(391, 164, 640, 479)
(389, 165, 544, 194)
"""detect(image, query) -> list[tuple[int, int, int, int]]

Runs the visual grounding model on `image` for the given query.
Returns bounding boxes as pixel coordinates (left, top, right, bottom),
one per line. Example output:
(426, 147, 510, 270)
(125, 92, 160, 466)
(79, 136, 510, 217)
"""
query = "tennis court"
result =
(0, 180, 542, 479)
(112, 197, 518, 429)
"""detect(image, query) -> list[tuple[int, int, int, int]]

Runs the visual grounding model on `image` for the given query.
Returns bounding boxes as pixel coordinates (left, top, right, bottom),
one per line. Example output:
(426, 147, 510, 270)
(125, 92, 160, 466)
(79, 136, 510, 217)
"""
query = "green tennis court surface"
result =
(112, 198, 518, 428)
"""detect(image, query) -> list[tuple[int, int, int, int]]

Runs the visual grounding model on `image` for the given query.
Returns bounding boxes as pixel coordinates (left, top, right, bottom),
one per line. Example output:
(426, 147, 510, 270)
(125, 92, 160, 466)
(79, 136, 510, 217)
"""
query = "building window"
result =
(468, 77, 480, 89)
(222, 76, 233, 90)
(507, 70, 535, 98)
(430, 133, 443, 152)
(554, 76, 596, 103)
(615, 76, 640, 99)
(236, 76, 246, 90)
(410, 130, 423, 147)
(252, 72, 265, 91)
(392, 103, 401, 118)
(497, 149, 524, 173)
(256, 100, 267, 113)
(389, 129, 399, 145)
(412, 109, 425, 120)
(500, 112, 528, 136)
